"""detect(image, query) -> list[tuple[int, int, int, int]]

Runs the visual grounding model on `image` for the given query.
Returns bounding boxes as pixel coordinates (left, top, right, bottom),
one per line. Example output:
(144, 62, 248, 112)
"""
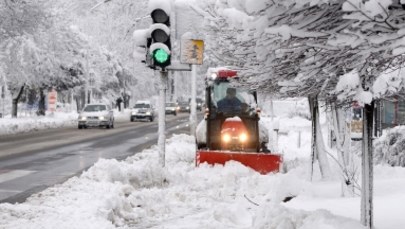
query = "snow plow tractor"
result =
(195, 68, 283, 174)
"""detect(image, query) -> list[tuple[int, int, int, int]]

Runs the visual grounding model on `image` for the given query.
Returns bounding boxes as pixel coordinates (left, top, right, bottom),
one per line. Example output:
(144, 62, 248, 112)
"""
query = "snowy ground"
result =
(0, 109, 132, 136)
(0, 99, 404, 228)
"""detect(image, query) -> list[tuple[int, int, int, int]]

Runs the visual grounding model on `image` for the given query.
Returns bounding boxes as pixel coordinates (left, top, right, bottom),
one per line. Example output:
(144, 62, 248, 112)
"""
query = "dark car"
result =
(189, 98, 204, 111)
(178, 102, 190, 113)
(196, 98, 204, 111)
(165, 102, 179, 115)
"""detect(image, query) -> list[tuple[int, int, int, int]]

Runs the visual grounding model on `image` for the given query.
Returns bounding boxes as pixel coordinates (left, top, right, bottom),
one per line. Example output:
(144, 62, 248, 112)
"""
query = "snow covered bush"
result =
(374, 126, 405, 167)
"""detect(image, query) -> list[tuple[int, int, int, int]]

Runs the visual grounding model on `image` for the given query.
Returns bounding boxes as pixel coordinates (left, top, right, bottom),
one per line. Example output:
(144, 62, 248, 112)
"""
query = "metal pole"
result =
(190, 64, 197, 136)
(158, 71, 168, 167)
(89, 86, 93, 104)
(361, 101, 374, 229)
(1, 84, 4, 118)
(270, 98, 274, 121)
(84, 51, 89, 105)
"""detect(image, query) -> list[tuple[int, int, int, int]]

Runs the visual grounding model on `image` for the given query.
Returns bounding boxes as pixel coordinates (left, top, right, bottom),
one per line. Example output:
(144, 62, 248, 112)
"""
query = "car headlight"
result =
(222, 134, 231, 143)
(132, 111, 136, 115)
(80, 116, 87, 121)
(99, 116, 104, 120)
(186, 106, 190, 109)
(146, 111, 151, 115)
(239, 133, 248, 142)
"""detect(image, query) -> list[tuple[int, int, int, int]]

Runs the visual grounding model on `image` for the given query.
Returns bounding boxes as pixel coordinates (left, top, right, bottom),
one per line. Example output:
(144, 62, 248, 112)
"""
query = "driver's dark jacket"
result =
(217, 97, 242, 113)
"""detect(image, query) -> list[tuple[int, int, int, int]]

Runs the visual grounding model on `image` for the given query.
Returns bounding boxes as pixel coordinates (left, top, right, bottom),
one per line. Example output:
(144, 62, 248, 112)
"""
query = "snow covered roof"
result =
(135, 100, 151, 104)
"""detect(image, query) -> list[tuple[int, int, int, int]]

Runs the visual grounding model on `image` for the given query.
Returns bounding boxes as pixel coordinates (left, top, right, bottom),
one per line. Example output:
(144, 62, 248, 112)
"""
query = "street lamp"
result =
(89, 71, 95, 103)
(1, 76, 5, 118)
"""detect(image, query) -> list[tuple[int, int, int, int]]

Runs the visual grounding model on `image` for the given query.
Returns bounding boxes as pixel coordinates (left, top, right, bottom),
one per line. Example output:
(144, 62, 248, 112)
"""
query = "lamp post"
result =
(89, 72, 95, 103)
(1, 78, 4, 118)
(83, 0, 115, 106)
(80, 50, 90, 106)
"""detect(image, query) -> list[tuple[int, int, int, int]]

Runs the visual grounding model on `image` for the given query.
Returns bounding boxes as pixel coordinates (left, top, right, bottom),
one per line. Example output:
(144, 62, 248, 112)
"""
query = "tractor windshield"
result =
(211, 82, 257, 116)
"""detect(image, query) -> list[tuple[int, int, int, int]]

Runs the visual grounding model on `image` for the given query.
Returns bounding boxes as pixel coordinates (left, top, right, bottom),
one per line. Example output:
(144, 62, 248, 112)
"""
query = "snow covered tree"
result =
(189, 1, 405, 227)
(0, 0, 49, 117)
(0, 0, 139, 115)
(56, 0, 160, 103)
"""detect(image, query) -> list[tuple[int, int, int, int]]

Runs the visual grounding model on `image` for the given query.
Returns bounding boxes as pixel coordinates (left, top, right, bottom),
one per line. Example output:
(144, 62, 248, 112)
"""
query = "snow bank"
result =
(0, 109, 131, 136)
(0, 112, 78, 136)
(0, 134, 365, 228)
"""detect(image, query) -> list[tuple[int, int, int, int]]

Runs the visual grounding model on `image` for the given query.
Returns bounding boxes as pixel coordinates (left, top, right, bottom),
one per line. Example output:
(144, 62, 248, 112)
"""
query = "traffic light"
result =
(149, 7, 171, 70)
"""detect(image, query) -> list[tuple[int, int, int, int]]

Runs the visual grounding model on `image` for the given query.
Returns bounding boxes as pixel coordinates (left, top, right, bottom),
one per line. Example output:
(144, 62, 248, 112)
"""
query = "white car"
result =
(165, 102, 179, 115)
(78, 103, 114, 129)
(131, 101, 155, 122)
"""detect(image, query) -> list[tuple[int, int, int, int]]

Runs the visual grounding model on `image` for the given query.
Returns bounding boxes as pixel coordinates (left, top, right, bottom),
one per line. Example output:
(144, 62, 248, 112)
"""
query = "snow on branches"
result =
(194, 0, 405, 103)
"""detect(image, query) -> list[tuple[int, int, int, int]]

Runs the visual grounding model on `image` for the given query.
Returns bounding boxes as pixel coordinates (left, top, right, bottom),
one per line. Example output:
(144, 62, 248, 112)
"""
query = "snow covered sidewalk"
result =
(0, 110, 131, 136)
(0, 112, 78, 136)
(0, 134, 366, 229)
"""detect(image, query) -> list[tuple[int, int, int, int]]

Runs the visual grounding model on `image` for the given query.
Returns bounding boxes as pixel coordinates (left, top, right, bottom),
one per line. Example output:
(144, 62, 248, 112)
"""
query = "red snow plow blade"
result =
(196, 150, 283, 174)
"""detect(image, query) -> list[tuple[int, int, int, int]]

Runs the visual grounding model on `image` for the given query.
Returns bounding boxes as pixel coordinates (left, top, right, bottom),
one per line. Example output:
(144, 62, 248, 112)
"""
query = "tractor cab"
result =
(205, 69, 261, 152)
(210, 81, 258, 117)
(196, 68, 282, 174)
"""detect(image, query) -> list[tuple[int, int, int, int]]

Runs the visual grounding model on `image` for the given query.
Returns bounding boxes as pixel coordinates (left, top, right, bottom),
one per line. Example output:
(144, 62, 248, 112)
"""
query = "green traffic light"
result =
(153, 48, 169, 63)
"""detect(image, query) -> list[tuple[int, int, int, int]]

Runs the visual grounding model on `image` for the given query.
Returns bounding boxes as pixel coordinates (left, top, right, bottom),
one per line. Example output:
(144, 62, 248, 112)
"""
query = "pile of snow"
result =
(0, 112, 78, 136)
(374, 126, 405, 167)
(0, 109, 132, 136)
(0, 133, 365, 229)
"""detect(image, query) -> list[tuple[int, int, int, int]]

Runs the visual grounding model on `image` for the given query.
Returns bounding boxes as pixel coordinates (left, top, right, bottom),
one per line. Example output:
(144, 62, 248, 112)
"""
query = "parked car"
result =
(165, 102, 179, 115)
(131, 101, 155, 122)
(78, 103, 114, 129)
(189, 98, 204, 111)
(178, 101, 190, 113)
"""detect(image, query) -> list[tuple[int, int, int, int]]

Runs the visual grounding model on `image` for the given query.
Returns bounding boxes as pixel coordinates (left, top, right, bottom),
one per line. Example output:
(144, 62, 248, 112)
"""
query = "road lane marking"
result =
(0, 170, 35, 183)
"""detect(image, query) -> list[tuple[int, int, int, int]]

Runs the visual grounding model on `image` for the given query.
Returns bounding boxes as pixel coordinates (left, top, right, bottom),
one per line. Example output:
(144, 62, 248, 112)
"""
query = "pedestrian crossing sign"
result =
(180, 39, 204, 65)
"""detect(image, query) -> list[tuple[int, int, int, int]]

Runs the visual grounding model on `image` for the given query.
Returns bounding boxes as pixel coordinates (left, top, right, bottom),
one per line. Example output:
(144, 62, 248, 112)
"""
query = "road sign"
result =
(48, 89, 57, 112)
(181, 39, 204, 65)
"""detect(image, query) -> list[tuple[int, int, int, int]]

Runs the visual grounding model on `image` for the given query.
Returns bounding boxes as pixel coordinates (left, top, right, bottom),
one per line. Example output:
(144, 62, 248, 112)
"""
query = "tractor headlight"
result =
(239, 133, 248, 142)
(222, 134, 231, 143)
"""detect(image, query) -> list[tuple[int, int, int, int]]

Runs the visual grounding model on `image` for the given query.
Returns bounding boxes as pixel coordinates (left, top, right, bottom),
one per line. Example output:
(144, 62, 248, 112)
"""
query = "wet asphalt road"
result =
(0, 113, 196, 203)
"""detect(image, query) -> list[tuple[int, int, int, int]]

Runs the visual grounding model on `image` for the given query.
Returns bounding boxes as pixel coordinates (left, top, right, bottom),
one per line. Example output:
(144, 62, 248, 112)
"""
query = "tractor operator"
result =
(217, 87, 242, 113)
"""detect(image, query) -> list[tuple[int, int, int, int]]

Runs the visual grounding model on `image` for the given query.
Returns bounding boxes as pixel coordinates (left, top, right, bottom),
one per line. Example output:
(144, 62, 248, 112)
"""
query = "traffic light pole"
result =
(190, 64, 197, 136)
(158, 70, 168, 167)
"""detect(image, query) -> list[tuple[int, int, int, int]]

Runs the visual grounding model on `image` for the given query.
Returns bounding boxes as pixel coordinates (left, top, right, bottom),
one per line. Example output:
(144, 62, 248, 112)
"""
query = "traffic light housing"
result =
(149, 8, 171, 70)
